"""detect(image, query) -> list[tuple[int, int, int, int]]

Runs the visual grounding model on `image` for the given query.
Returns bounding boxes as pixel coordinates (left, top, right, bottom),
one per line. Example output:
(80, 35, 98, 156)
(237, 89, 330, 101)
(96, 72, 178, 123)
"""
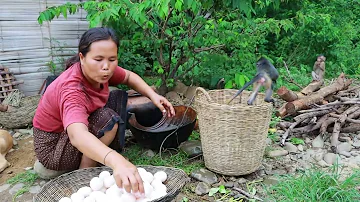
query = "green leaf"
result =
(175, 0, 183, 11)
(155, 79, 162, 87)
(208, 187, 219, 196)
(225, 80, 234, 89)
(61, 6, 68, 19)
(165, 29, 172, 36)
(219, 185, 227, 194)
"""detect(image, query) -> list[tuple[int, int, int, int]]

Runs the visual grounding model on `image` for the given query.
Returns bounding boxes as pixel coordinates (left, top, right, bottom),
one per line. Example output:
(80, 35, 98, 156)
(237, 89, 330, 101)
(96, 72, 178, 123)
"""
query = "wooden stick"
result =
(233, 187, 263, 201)
(280, 118, 307, 146)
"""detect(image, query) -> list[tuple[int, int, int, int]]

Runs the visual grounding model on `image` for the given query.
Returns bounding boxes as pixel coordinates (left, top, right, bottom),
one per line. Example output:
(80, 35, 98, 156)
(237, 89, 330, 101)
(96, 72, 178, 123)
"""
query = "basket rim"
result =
(194, 88, 273, 109)
(33, 165, 190, 201)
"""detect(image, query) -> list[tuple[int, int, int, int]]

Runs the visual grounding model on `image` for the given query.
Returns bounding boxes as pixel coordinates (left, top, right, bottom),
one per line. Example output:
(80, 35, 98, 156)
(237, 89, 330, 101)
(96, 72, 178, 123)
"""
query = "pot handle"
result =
(195, 87, 213, 103)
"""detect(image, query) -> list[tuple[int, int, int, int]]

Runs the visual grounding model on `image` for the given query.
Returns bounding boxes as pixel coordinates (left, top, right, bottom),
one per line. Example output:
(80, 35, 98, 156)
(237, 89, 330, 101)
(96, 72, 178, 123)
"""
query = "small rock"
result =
(224, 182, 234, 188)
(229, 177, 237, 182)
(272, 169, 287, 175)
(317, 160, 330, 167)
(39, 181, 46, 186)
(339, 151, 352, 158)
(172, 81, 188, 95)
(324, 153, 339, 165)
(18, 128, 33, 136)
(268, 150, 288, 158)
(339, 136, 352, 143)
(284, 142, 298, 153)
(24, 167, 33, 171)
(350, 151, 359, 156)
(263, 176, 279, 186)
(178, 140, 202, 158)
(312, 135, 324, 148)
(125, 130, 132, 138)
(191, 168, 218, 185)
(237, 178, 247, 184)
(195, 182, 211, 195)
(285, 165, 296, 173)
(0, 184, 10, 193)
(143, 149, 155, 158)
(7, 170, 13, 174)
(337, 142, 352, 153)
(352, 141, 360, 149)
(305, 137, 312, 144)
(298, 144, 304, 152)
(12, 132, 22, 139)
(357, 134, 360, 140)
(9, 183, 24, 195)
(266, 138, 272, 145)
(29, 185, 41, 194)
(12, 139, 17, 146)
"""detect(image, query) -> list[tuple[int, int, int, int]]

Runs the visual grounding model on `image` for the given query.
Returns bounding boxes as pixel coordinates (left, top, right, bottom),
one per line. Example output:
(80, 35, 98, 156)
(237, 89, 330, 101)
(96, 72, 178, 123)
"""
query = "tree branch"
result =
(194, 44, 225, 53)
(174, 60, 201, 80)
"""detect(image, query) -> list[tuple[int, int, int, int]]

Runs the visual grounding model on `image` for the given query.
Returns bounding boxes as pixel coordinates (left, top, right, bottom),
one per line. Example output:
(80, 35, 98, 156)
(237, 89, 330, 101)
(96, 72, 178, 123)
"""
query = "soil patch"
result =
(0, 136, 36, 184)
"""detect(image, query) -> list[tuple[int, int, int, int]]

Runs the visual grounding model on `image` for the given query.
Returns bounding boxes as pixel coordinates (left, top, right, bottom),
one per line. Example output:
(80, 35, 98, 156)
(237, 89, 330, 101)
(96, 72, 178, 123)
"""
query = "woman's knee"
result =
(100, 123, 118, 146)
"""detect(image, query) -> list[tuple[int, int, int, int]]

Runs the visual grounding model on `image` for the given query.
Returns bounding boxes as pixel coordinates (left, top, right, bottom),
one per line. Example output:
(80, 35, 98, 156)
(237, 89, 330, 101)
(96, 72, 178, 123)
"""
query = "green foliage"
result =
(122, 144, 204, 175)
(289, 137, 304, 145)
(7, 171, 39, 202)
(265, 164, 360, 202)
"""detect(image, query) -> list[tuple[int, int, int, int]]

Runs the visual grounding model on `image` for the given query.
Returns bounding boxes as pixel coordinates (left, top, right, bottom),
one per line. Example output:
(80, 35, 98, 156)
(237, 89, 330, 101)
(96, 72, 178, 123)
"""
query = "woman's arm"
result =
(67, 123, 144, 195)
(121, 70, 175, 117)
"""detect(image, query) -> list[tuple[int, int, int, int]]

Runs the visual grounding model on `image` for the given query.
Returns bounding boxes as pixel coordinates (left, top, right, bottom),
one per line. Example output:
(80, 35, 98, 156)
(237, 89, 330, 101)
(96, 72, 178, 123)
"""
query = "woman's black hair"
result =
(65, 27, 119, 69)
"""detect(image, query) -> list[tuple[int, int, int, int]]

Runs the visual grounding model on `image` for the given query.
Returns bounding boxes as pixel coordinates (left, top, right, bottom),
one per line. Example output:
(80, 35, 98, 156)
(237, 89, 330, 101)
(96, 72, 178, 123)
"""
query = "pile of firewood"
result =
(275, 72, 360, 153)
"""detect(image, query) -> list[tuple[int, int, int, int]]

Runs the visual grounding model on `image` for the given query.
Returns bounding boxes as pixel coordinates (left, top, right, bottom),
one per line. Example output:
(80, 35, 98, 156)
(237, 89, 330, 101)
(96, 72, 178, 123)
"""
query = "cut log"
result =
(277, 86, 303, 102)
(276, 104, 287, 117)
(285, 73, 352, 115)
(300, 80, 324, 95)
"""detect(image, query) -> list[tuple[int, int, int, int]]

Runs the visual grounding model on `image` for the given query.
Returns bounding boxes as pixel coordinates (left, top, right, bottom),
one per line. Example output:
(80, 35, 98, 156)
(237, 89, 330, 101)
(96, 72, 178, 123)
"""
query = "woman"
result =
(32, 27, 175, 196)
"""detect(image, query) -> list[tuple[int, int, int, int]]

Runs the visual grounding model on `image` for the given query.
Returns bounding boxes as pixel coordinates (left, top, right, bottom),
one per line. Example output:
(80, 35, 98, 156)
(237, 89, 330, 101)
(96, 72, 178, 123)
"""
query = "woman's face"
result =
(79, 39, 118, 88)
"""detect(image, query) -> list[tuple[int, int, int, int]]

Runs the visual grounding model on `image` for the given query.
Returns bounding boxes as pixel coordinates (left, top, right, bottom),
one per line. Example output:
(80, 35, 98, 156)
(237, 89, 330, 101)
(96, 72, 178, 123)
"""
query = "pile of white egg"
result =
(58, 167, 168, 202)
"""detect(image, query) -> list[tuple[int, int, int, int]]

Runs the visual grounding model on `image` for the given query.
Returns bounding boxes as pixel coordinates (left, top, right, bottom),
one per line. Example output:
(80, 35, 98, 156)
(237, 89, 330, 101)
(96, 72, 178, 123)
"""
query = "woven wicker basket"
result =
(194, 87, 273, 176)
(33, 165, 190, 202)
(0, 95, 40, 129)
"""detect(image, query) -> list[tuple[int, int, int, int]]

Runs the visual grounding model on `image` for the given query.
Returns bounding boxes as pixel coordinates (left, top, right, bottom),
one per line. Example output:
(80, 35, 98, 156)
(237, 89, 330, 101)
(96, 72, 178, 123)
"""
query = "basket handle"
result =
(195, 87, 213, 103)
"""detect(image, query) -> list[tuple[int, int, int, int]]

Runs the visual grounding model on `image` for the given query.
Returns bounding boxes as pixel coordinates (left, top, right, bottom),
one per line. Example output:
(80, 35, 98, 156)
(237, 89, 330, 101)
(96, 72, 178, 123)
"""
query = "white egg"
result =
(153, 171, 167, 182)
(137, 167, 147, 174)
(71, 192, 85, 202)
(140, 172, 154, 183)
(105, 185, 122, 197)
(100, 187, 107, 193)
(77, 186, 92, 198)
(109, 184, 124, 194)
(103, 175, 116, 188)
(90, 177, 104, 191)
(83, 195, 96, 202)
(150, 189, 167, 200)
(120, 192, 136, 202)
(136, 197, 151, 202)
(58, 197, 72, 202)
(99, 171, 111, 180)
(89, 191, 106, 201)
(143, 181, 153, 198)
(150, 178, 163, 188)
(153, 183, 167, 193)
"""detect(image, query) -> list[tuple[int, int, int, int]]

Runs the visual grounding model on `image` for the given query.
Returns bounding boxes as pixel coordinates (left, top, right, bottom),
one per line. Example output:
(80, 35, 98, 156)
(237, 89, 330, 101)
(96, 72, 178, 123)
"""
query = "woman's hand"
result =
(107, 152, 145, 197)
(149, 93, 175, 117)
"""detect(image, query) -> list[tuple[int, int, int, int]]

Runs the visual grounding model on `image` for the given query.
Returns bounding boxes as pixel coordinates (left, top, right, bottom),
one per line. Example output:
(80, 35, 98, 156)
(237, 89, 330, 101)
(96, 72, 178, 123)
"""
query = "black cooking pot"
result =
(128, 105, 197, 151)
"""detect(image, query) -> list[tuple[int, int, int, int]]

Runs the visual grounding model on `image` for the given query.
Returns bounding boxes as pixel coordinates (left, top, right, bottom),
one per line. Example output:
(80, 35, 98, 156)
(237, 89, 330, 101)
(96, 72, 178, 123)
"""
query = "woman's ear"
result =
(79, 53, 84, 65)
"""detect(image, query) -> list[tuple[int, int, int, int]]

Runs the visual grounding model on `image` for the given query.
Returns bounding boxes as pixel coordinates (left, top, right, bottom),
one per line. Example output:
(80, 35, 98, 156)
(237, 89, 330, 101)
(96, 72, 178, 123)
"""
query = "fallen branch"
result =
(233, 187, 263, 201)
(277, 86, 303, 102)
(280, 118, 307, 146)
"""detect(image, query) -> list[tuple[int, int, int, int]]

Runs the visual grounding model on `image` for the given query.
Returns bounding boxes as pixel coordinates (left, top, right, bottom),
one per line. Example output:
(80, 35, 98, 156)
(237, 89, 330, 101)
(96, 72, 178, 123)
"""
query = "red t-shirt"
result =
(33, 62, 126, 133)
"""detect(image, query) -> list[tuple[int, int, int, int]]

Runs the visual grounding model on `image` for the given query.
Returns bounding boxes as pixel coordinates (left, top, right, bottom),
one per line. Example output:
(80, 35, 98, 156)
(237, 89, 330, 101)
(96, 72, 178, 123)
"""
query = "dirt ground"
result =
(0, 136, 36, 185)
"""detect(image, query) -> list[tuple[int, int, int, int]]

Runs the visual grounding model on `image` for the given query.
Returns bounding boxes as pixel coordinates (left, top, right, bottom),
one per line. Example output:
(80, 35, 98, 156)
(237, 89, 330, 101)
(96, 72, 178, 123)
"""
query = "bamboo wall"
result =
(0, 0, 89, 96)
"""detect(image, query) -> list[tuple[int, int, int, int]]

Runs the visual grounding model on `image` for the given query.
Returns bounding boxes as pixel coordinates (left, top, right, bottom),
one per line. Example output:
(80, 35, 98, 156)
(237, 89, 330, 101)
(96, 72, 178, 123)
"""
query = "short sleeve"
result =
(109, 66, 127, 86)
(59, 88, 89, 130)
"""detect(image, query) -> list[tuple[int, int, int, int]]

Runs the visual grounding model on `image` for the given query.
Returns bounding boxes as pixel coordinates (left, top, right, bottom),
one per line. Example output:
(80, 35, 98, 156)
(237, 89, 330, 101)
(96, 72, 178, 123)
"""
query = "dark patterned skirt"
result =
(33, 90, 128, 171)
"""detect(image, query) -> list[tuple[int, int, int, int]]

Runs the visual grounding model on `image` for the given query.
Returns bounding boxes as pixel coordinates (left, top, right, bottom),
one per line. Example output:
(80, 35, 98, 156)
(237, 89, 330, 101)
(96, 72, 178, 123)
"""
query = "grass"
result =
(264, 164, 360, 202)
(6, 170, 39, 202)
(122, 144, 204, 175)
